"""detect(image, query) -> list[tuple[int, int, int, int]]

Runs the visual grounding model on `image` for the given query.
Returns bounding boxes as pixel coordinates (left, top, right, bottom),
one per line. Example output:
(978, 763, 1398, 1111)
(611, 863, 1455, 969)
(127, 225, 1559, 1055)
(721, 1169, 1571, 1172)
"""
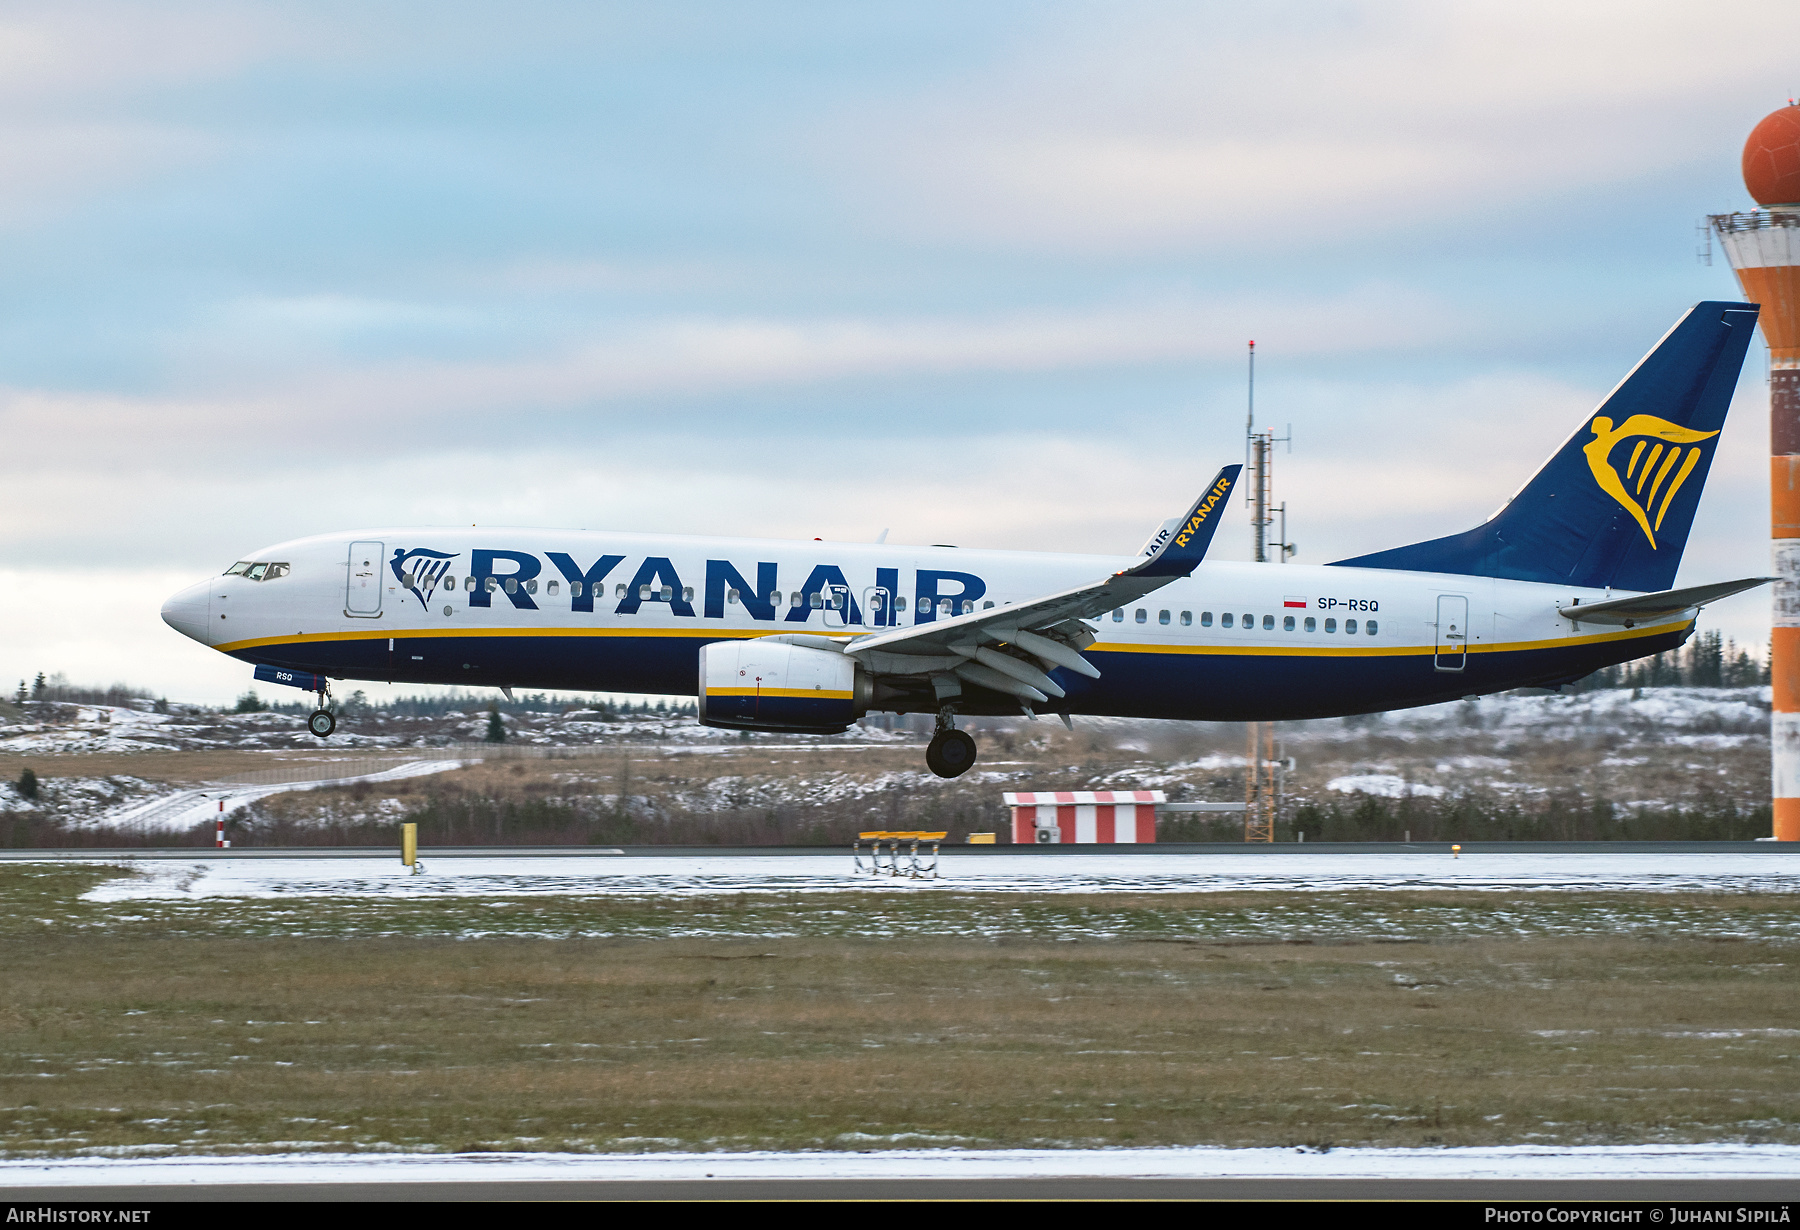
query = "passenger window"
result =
(1283, 615, 1295, 631)
(1367, 620, 1378, 635)
(1180, 611, 1191, 626)
(811, 592, 823, 608)
(917, 596, 930, 614)
(1262, 614, 1274, 630)
(1346, 618, 1358, 634)
(1221, 613, 1234, 628)
(936, 598, 951, 616)
(526, 578, 538, 594)
(728, 588, 740, 604)
(443, 576, 455, 590)
(661, 586, 674, 601)
(983, 601, 995, 609)
(465, 577, 476, 591)
(1241, 613, 1252, 628)
(1200, 611, 1213, 627)
(640, 585, 652, 600)
(505, 578, 518, 594)
(615, 584, 627, 599)
(1304, 616, 1316, 632)
(1112, 609, 1124, 622)
(683, 586, 694, 603)
(547, 580, 560, 595)
(1134, 609, 1146, 624)
(1158, 610, 1170, 625)
(1324, 618, 1336, 632)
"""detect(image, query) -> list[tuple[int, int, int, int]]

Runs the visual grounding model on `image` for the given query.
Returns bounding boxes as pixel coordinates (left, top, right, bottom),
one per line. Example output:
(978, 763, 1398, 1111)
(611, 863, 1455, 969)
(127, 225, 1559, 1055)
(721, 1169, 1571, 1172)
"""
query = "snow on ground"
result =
(0, 687, 1776, 758)
(1337, 687, 1771, 742)
(2, 1143, 1796, 1185)
(1326, 775, 1446, 798)
(78, 851, 1800, 903)
(94, 760, 466, 832)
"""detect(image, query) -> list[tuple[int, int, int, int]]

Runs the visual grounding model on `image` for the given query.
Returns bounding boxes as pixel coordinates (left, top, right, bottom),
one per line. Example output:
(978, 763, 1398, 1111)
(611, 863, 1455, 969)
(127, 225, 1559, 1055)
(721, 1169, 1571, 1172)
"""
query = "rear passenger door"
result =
(1434, 593, 1468, 671)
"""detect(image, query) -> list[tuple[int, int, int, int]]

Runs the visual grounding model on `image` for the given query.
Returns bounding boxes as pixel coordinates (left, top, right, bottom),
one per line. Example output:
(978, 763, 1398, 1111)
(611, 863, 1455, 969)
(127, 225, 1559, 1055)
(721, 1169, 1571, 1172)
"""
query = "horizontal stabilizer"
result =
(1557, 576, 1773, 626)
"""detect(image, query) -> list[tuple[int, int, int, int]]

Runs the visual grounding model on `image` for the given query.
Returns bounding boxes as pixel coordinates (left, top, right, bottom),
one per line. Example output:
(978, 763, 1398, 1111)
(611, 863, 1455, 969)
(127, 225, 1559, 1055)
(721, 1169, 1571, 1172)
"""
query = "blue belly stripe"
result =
(228, 626, 1689, 722)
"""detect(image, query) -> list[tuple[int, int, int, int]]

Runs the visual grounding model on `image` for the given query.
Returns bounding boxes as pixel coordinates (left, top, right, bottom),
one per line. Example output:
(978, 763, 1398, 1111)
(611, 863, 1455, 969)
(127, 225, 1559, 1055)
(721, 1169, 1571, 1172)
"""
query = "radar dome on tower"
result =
(1743, 103, 1800, 207)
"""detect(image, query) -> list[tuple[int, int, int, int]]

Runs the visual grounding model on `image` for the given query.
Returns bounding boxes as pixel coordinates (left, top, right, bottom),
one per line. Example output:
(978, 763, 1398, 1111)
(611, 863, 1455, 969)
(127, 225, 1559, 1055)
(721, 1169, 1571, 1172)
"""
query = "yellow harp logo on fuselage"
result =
(1581, 414, 1719, 550)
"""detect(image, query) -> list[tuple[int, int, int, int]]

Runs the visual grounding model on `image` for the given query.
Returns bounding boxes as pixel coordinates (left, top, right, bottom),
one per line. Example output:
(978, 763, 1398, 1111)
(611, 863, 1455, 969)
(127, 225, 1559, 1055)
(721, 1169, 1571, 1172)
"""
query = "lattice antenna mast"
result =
(1244, 340, 1293, 564)
(1243, 340, 1293, 841)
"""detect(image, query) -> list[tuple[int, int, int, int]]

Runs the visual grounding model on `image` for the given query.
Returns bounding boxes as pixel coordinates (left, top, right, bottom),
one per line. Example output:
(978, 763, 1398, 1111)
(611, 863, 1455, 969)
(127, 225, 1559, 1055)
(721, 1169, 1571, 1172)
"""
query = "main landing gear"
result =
(925, 708, 977, 779)
(308, 680, 336, 739)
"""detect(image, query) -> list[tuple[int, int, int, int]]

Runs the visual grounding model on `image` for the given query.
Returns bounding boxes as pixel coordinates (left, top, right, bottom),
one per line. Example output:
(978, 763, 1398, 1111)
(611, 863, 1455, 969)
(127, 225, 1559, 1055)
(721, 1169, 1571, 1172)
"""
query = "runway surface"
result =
(7, 1177, 1798, 1200)
(3, 1145, 1797, 1201)
(69, 849, 1800, 902)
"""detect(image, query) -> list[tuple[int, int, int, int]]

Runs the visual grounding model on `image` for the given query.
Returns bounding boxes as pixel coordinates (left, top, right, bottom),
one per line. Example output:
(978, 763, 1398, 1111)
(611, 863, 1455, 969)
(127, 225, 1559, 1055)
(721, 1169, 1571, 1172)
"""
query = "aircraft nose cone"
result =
(161, 580, 211, 645)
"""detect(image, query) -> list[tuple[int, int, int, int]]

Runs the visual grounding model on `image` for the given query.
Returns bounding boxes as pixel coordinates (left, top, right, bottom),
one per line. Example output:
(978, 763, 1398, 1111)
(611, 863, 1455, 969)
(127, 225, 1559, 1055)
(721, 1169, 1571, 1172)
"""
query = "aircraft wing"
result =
(1556, 576, 1773, 627)
(843, 466, 1240, 705)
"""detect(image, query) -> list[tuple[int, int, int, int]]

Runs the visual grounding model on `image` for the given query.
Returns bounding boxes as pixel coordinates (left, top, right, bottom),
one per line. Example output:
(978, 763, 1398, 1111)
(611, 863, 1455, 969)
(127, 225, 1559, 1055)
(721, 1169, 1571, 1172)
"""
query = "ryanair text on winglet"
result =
(1173, 476, 1233, 549)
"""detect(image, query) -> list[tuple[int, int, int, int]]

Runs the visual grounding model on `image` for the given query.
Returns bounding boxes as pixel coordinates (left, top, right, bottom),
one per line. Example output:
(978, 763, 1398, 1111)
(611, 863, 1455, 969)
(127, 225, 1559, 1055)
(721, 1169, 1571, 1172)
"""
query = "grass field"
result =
(1, 863, 1795, 1157)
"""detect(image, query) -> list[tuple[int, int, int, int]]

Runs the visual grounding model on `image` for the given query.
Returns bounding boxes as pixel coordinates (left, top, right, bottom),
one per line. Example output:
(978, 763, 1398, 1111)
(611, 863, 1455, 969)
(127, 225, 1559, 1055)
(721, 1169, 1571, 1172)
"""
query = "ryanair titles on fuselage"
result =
(386, 542, 991, 627)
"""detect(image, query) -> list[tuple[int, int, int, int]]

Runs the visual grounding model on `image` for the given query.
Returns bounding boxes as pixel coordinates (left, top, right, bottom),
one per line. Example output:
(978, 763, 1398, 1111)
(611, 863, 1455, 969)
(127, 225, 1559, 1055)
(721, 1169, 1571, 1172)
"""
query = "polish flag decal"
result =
(1283, 596, 1307, 608)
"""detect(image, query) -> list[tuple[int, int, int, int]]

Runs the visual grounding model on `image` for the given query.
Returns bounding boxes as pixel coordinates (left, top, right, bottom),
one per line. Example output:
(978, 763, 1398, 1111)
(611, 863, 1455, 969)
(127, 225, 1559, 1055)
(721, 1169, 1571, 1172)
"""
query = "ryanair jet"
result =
(162, 301, 1771, 778)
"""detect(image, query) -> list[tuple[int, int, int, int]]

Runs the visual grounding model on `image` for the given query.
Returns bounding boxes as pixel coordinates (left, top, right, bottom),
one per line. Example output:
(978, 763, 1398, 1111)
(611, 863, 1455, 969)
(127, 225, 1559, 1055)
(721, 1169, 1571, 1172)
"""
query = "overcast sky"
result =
(2, 0, 1795, 704)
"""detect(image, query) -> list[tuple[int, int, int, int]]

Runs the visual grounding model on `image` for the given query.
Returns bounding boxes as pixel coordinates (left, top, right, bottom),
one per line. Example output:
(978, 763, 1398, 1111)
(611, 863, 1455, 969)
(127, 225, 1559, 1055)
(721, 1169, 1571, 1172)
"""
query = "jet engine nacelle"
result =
(697, 639, 871, 734)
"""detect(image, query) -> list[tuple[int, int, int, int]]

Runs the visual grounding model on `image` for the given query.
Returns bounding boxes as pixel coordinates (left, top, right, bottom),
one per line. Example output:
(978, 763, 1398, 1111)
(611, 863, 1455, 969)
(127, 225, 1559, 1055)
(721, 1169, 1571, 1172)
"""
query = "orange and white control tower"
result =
(1712, 104, 1800, 840)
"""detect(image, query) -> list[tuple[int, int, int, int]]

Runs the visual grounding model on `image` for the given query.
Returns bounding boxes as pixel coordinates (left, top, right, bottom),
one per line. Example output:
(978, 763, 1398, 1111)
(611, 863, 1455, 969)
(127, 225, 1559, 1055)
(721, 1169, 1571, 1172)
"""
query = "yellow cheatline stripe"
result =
(221, 616, 1688, 660)
(705, 687, 853, 700)
(215, 626, 859, 653)
(1089, 619, 1687, 659)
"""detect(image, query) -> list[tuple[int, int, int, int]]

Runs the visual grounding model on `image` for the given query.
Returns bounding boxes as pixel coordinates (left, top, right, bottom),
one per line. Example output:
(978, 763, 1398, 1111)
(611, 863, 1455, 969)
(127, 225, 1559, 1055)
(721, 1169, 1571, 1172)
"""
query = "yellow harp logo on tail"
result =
(1581, 415, 1719, 550)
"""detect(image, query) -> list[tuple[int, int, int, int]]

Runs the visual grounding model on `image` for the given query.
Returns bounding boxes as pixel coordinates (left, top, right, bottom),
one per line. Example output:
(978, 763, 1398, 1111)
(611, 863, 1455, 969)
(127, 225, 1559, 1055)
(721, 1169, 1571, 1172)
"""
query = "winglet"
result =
(1122, 465, 1241, 579)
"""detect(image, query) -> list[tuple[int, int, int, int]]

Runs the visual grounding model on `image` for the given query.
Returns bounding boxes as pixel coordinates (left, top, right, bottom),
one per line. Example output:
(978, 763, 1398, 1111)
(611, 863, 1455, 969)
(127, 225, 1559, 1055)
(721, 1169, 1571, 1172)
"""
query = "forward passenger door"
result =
(347, 541, 383, 616)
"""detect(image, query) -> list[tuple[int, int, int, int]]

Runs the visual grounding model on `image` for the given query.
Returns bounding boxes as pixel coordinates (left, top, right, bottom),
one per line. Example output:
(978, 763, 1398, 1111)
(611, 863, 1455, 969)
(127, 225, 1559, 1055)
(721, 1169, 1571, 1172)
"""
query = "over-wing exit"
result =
(162, 302, 1772, 778)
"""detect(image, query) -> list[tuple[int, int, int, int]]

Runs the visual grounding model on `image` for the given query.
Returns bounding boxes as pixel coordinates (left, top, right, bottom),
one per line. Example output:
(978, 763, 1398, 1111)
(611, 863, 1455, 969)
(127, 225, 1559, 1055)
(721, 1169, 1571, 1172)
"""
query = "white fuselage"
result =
(160, 527, 1685, 721)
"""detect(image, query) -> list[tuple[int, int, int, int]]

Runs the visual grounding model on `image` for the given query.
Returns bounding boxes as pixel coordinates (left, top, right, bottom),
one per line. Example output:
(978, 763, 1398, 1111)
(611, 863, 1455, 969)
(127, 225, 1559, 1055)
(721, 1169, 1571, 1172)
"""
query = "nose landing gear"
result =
(925, 708, 977, 779)
(308, 680, 336, 739)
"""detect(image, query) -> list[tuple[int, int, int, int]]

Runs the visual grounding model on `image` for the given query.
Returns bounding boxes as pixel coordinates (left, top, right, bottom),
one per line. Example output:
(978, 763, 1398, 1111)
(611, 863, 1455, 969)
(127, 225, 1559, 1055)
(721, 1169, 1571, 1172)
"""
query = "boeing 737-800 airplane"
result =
(162, 301, 1771, 778)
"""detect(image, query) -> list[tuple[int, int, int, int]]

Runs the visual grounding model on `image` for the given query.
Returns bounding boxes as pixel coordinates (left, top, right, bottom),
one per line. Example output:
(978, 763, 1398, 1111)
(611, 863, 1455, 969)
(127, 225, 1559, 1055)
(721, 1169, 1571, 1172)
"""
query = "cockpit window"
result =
(229, 561, 290, 581)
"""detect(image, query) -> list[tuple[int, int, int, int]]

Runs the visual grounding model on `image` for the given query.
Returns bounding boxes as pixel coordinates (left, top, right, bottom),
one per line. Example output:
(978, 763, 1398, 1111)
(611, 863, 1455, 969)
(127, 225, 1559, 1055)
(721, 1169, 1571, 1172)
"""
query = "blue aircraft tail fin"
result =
(1329, 301, 1759, 592)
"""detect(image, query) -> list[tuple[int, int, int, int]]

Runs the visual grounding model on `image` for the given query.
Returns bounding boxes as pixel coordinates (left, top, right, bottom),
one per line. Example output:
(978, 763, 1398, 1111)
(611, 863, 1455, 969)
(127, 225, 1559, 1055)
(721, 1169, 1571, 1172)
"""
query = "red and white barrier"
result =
(1002, 791, 1165, 844)
(215, 798, 230, 849)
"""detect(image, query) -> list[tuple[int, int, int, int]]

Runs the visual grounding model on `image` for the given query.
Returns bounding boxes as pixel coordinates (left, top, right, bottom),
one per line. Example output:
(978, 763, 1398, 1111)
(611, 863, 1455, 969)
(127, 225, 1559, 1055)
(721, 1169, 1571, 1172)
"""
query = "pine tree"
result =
(12, 680, 24, 705)
(485, 705, 506, 743)
(1686, 630, 1723, 687)
(15, 767, 37, 800)
(31, 672, 46, 700)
